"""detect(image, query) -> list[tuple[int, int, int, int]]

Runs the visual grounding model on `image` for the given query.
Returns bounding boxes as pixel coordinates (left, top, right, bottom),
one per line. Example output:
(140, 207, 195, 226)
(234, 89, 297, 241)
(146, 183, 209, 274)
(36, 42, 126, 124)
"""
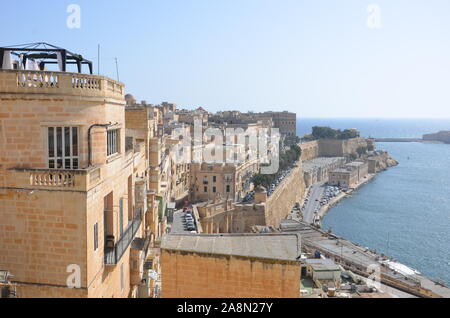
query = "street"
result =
(302, 182, 326, 224)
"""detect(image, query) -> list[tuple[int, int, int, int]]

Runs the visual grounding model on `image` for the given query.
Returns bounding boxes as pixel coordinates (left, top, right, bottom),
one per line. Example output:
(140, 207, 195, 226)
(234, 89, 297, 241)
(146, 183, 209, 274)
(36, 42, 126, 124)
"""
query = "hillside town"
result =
(1, 44, 449, 299)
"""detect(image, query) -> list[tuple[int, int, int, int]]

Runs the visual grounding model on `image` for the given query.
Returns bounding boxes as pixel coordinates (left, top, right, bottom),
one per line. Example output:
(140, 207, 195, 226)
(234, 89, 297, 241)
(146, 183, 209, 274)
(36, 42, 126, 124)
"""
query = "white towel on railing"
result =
(19, 54, 25, 70)
(25, 59, 40, 71)
(2, 50, 13, 69)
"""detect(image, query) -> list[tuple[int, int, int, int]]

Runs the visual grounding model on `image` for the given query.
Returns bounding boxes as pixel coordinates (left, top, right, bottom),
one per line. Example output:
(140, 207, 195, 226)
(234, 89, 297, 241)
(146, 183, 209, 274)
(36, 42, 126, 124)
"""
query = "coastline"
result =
(315, 173, 377, 227)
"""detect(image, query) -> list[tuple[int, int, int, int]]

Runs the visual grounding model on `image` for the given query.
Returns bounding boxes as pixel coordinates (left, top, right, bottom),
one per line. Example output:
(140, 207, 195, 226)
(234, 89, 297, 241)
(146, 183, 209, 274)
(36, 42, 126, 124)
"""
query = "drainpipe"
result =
(88, 123, 111, 167)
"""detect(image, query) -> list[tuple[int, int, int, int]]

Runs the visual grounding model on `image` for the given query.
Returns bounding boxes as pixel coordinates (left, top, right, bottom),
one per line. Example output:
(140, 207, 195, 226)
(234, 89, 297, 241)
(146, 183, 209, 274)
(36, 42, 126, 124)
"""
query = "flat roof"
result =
(304, 259, 341, 271)
(161, 233, 301, 262)
(346, 161, 367, 167)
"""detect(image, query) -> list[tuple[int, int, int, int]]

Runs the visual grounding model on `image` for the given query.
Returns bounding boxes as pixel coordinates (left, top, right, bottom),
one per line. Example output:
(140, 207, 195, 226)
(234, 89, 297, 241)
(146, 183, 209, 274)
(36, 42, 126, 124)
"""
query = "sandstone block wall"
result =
(161, 250, 300, 298)
(265, 162, 306, 228)
(318, 138, 369, 157)
(300, 141, 319, 161)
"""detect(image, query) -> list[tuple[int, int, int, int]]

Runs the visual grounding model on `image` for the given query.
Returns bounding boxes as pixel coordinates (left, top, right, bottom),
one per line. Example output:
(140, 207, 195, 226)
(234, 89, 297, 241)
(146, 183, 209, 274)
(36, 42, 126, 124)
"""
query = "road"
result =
(303, 182, 326, 224)
(170, 210, 192, 234)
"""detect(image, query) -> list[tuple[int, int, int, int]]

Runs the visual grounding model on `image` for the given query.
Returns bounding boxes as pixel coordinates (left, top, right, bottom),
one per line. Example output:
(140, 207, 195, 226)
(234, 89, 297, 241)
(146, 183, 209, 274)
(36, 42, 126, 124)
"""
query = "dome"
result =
(125, 94, 136, 106)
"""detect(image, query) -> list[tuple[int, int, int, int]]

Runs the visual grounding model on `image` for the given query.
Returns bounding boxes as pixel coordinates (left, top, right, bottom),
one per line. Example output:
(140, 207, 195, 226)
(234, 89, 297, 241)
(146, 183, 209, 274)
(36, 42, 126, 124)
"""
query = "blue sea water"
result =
(297, 119, 450, 285)
(297, 118, 450, 139)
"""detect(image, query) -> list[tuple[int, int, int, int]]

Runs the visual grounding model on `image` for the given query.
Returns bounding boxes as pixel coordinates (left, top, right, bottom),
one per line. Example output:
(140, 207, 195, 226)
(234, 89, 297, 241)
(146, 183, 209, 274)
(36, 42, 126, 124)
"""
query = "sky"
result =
(1, 0, 450, 118)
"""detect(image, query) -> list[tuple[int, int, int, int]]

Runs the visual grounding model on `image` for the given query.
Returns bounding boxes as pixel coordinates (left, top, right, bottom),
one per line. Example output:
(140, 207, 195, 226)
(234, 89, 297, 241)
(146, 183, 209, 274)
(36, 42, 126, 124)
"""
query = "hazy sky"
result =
(2, 0, 450, 118)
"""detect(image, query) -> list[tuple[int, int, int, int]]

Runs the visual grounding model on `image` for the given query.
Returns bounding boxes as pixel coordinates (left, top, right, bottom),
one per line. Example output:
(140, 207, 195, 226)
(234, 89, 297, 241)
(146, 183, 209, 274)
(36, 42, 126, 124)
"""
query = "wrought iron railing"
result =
(105, 208, 142, 265)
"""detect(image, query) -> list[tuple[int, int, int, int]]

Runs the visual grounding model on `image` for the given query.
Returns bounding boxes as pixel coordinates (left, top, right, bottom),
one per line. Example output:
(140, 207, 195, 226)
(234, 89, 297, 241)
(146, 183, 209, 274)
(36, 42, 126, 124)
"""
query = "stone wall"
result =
(367, 152, 399, 173)
(161, 250, 300, 298)
(318, 138, 370, 157)
(198, 201, 266, 234)
(300, 141, 319, 161)
(265, 163, 306, 227)
(198, 162, 306, 233)
(300, 138, 371, 161)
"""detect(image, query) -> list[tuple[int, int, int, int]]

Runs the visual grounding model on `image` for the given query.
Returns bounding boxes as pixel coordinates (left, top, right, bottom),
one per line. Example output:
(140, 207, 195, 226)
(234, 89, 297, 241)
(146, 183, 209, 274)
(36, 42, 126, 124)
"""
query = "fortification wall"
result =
(300, 141, 319, 161)
(199, 203, 266, 234)
(265, 162, 306, 228)
(318, 138, 370, 157)
(198, 162, 306, 233)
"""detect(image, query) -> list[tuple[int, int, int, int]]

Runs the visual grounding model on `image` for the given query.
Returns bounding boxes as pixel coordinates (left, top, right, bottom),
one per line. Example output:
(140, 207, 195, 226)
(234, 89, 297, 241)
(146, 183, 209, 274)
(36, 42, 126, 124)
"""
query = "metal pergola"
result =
(0, 42, 93, 74)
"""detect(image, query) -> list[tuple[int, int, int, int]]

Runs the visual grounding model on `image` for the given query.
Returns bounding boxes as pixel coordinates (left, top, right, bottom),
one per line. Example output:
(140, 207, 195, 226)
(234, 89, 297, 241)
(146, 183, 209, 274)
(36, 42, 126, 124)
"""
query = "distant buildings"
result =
(303, 157, 346, 187)
(423, 130, 450, 144)
(210, 110, 297, 137)
(328, 161, 369, 189)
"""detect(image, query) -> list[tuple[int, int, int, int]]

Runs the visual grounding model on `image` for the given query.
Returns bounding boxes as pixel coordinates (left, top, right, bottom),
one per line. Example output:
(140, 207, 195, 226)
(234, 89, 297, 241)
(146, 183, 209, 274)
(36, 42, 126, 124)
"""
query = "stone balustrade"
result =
(0, 69, 124, 100)
(6, 166, 102, 192)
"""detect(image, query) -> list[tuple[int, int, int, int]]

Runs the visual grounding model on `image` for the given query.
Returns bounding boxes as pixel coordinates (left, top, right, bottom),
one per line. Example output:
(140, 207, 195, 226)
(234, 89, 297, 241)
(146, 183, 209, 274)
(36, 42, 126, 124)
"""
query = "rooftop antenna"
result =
(97, 44, 100, 75)
(115, 57, 120, 82)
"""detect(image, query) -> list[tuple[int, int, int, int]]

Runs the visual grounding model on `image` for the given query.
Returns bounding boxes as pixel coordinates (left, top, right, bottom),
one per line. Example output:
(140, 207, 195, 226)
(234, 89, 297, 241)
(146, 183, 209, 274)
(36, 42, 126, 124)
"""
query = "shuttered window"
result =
(107, 129, 120, 156)
(48, 126, 79, 169)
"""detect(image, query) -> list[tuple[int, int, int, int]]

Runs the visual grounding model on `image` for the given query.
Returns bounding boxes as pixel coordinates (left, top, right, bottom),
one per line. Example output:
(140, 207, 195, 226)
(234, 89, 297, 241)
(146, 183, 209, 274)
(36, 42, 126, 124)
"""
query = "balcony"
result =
(6, 166, 102, 192)
(105, 208, 143, 266)
(0, 69, 123, 100)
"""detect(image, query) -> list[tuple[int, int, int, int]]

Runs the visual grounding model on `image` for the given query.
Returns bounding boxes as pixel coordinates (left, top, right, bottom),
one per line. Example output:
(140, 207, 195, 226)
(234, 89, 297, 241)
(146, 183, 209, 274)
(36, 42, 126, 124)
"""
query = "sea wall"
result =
(300, 138, 373, 161)
(367, 151, 398, 173)
(265, 162, 306, 228)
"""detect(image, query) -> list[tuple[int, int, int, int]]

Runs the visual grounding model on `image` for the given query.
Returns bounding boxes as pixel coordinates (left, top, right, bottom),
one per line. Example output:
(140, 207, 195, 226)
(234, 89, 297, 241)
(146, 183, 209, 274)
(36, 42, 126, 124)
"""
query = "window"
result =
(226, 185, 231, 193)
(213, 187, 217, 193)
(204, 186, 208, 193)
(93, 223, 98, 251)
(125, 137, 133, 152)
(213, 176, 217, 183)
(107, 129, 120, 156)
(47, 126, 79, 169)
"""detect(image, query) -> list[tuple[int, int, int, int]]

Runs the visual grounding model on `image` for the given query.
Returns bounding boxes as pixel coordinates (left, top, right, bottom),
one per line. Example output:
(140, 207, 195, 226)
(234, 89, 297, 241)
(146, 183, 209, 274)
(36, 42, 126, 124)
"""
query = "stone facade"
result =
(0, 69, 155, 298)
(197, 161, 306, 233)
(300, 141, 319, 161)
(328, 161, 368, 189)
(160, 234, 301, 298)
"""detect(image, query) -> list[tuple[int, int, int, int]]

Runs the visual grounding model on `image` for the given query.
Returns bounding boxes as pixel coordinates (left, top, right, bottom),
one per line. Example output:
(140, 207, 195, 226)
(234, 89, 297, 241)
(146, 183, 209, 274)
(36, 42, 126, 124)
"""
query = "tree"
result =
(338, 129, 359, 140)
(356, 146, 368, 158)
(311, 126, 361, 140)
(312, 126, 337, 139)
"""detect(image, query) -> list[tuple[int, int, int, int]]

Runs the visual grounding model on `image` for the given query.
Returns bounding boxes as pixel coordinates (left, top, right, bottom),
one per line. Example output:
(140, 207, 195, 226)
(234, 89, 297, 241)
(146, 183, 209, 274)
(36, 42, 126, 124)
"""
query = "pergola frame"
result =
(0, 42, 93, 74)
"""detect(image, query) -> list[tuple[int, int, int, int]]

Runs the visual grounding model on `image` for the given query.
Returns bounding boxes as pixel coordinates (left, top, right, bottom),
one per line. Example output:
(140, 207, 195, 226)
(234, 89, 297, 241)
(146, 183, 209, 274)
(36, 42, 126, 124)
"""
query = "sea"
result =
(297, 118, 450, 285)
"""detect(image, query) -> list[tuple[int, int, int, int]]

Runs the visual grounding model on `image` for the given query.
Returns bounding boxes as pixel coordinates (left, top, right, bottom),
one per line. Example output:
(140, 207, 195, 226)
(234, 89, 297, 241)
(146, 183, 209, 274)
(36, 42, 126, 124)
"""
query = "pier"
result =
(280, 220, 450, 298)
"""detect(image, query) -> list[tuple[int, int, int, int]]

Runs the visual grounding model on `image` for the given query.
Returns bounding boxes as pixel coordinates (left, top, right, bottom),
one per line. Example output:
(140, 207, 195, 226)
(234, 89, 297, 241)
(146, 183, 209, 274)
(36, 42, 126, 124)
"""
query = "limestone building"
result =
(328, 161, 369, 189)
(160, 234, 302, 298)
(210, 111, 296, 137)
(0, 45, 157, 298)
